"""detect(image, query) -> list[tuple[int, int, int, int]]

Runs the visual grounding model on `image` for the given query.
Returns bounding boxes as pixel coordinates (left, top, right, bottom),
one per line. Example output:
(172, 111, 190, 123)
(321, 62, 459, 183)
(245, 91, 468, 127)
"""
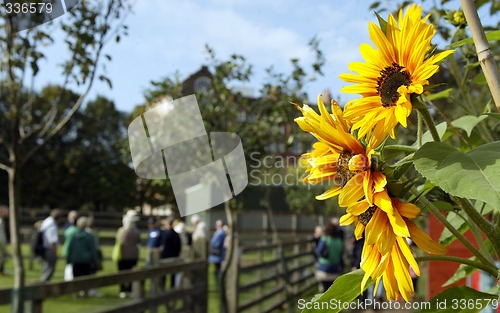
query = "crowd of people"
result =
(1, 207, 414, 301)
(29, 208, 229, 298)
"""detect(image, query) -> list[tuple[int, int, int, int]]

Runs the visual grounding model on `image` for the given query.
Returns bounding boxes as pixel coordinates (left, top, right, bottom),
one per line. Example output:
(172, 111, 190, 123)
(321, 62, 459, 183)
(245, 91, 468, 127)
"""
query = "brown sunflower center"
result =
(336, 150, 368, 187)
(376, 63, 411, 107)
(358, 206, 377, 226)
(336, 150, 355, 187)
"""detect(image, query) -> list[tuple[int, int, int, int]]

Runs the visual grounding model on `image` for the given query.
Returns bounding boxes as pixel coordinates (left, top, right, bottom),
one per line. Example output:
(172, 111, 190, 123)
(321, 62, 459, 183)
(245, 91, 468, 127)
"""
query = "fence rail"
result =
(226, 237, 317, 313)
(0, 258, 207, 313)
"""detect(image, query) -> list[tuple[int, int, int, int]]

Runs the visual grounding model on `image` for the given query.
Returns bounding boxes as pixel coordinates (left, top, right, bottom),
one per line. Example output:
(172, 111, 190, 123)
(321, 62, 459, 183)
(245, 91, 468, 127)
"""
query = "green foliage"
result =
(439, 211, 470, 246)
(301, 270, 373, 313)
(449, 29, 500, 48)
(451, 115, 488, 137)
(414, 142, 500, 210)
(443, 260, 479, 287)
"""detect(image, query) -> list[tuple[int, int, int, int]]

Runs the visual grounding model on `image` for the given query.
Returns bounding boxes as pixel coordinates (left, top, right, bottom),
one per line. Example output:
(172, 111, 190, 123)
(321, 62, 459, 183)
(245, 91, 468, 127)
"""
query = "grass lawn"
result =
(0, 244, 223, 313)
(0, 243, 318, 313)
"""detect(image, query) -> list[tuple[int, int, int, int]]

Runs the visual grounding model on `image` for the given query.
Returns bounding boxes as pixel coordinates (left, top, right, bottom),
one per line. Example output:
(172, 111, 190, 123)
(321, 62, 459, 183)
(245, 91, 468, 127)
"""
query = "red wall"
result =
(427, 214, 476, 299)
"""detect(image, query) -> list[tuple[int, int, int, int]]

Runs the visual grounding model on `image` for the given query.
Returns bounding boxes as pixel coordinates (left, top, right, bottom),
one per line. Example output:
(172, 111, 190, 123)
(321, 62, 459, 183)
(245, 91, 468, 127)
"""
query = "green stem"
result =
(383, 145, 418, 153)
(390, 153, 414, 169)
(417, 110, 423, 147)
(453, 196, 500, 258)
(416, 105, 441, 142)
(449, 55, 478, 115)
(456, 210, 494, 264)
(416, 256, 497, 277)
(410, 187, 496, 270)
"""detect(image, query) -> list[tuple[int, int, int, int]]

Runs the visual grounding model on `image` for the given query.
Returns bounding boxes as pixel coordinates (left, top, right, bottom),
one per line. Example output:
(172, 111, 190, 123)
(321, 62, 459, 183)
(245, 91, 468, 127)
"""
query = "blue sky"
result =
(32, 0, 487, 113)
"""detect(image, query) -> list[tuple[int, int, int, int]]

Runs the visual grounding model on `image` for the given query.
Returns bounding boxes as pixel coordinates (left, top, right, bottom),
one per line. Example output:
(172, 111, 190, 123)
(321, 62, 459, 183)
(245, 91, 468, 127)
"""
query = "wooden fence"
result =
(0, 258, 207, 313)
(226, 237, 317, 313)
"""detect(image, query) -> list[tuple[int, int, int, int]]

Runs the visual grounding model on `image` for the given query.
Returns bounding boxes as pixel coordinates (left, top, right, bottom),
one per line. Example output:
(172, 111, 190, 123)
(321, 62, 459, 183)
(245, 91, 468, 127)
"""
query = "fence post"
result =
(191, 259, 208, 313)
(149, 276, 159, 313)
(291, 214, 297, 236)
(225, 236, 239, 313)
(257, 247, 263, 313)
(262, 213, 268, 240)
(132, 278, 145, 313)
(18, 287, 42, 313)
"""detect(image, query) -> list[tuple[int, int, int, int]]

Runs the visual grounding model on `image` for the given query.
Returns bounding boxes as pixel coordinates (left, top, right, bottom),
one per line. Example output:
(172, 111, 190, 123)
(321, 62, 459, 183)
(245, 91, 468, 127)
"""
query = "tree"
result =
(139, 43, 325, 311)
(20, 94, 137, 211)
(0, 1, 131, 311)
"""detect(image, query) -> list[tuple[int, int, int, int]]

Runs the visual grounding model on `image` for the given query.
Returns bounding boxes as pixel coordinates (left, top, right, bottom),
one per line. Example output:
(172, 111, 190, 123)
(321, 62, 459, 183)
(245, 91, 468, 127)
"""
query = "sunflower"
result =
(294, 95, 385, 204)
(339, 4, 454, 140)
(340, 189, 447, 301)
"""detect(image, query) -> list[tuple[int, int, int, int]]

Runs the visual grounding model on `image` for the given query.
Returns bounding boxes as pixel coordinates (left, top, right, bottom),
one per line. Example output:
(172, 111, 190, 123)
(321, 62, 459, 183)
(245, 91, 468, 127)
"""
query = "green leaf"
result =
(472, 72, 487, 85)
(449, 29, 500, 48)
(409, 180, 435, 202)
(442, 260, 479, 287)
(425, 88, 453, 101)
(451, 115, 487, 137)
(422, 286, 496, 313)
(369, 2, 380, 10)
(301, 269, 373, 313)
(484, 112, 500, 120)
(412, 122, 447, 148)
(414, 142, 500, 211)
(374, 11, 388, 34)
(439, 211, 469, 246)
(431, 201, 455, 212)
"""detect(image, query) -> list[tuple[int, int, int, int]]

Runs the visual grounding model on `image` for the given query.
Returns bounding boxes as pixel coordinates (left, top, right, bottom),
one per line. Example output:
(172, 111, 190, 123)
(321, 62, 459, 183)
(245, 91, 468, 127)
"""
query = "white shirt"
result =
(40, 216, 58, 248)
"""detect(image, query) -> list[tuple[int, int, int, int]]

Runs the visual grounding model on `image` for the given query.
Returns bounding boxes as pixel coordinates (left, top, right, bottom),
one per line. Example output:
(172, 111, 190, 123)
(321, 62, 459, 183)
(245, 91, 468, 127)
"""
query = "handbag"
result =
(111, 242, 122, 263)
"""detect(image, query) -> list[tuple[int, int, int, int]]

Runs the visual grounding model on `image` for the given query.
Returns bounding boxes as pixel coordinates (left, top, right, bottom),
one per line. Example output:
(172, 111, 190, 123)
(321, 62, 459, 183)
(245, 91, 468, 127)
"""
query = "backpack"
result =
(31, 231, 45, 257)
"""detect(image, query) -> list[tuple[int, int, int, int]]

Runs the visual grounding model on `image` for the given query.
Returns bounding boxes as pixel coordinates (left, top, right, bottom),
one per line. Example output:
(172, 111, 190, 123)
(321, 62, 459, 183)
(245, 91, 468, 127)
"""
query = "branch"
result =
(21, 0, 122, 167)
(460, 0, 500, 112)
(416, 256, 498, 277)
(0, 153, 10, 170)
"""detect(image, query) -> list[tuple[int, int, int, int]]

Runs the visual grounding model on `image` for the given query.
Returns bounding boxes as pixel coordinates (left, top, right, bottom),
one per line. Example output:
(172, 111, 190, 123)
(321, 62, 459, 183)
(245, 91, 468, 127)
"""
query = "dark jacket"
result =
(315, 235, 343, 274)
(67, 230, 97, 265)
(160, 228, 181, 259)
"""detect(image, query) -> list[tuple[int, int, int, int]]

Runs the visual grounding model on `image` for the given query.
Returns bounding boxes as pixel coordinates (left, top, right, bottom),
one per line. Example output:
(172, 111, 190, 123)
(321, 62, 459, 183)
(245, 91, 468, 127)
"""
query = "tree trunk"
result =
(8, 166, 25, 313)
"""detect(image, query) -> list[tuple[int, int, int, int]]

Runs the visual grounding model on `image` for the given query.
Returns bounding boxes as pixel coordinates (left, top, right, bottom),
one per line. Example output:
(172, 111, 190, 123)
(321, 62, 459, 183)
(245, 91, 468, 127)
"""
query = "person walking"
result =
(115, 210, 141, 298)
(39, 209, 65, 281)
(191, 215, 207, 259)
(146, 217, 163, 266)
(64, 210, 78, 231)
(315, 222, 344, 292)
(85, 216, 102, 297)
(208, 220, 226, 287)
(160, 217, 181, 288)
(67, 217, 97, 279)
(63, 211, 79, 281)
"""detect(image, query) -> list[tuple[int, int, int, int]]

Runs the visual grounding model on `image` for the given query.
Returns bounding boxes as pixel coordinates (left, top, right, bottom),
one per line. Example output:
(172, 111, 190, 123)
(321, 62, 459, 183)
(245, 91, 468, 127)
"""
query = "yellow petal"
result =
(396, 236, 420, 276)
(339, 213, 356, 226)
(315, 185, 342, 200)
(407, 220, 448, 254)
(354, 222, 365, 240)
(338, 173, 365, 207)
(394, 199, 421, 218)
